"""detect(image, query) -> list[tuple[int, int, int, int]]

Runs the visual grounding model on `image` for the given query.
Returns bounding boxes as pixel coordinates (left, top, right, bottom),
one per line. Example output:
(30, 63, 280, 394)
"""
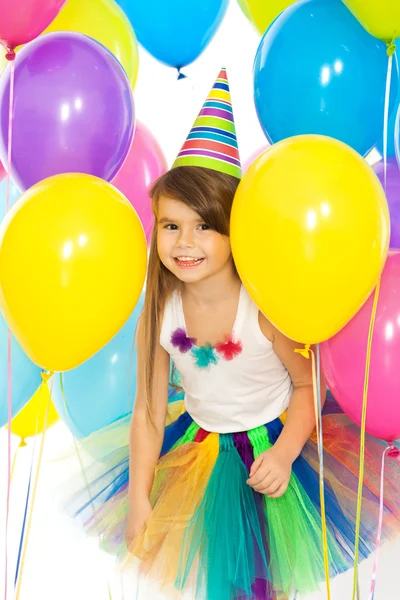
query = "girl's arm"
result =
(270, 326, 326, 463)
(246, 314, 326, 497)
(127, 316, 170, 541)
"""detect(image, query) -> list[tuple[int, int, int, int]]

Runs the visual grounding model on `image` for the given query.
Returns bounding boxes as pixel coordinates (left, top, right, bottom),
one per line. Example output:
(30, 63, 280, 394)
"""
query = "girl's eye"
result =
(163, 224, 178, 230)
(198, 224, 210, 231)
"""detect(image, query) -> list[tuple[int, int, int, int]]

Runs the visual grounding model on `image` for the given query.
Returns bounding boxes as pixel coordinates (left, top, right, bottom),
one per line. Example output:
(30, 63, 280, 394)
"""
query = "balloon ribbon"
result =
(368, 443, 400, 600)
(61, 379, 115, 599)
(351, 279, 381, 600)
(294, 343, 331, 600)
(383, 36, 395, 190)
(14, 377, 47, 589)
(3, 47, 15, 600)
(15, 374, 52, 600)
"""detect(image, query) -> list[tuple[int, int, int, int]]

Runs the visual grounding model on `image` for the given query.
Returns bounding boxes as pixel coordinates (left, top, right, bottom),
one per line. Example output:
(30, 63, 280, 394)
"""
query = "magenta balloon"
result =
(112, 121, 167, 243)
(321, 251, 400, 442)
(373, 157, 400, 250)
(0, 0, 66, 49)
(0, 32, 134, 192)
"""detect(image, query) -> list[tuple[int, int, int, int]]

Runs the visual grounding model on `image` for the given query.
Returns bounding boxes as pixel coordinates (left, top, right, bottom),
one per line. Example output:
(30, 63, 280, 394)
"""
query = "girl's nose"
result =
(176, 229, 195, 248)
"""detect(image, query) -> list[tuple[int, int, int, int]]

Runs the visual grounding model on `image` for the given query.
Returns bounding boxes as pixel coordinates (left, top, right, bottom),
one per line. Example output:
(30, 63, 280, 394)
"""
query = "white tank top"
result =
(160, 285, 293, 433)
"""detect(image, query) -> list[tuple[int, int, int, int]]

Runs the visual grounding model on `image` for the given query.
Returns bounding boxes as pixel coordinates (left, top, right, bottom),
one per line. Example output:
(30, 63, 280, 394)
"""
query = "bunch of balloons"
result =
(235, 0, 400, 443)
(0, 0, 199, 439)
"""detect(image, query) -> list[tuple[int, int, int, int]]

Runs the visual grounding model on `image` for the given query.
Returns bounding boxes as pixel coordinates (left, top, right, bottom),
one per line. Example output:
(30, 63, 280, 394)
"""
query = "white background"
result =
(0, 1, 397, 599)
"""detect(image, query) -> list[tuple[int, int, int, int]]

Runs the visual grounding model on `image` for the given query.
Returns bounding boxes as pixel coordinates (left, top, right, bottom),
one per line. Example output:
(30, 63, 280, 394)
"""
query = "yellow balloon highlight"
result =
(237, 0, 296, 35)
(10, 380, 59, 442)
(44, 0, 139, 87)
(231, 135, 390, 344)
(343, 0, 400, 42)
(0, 173, 147, 372)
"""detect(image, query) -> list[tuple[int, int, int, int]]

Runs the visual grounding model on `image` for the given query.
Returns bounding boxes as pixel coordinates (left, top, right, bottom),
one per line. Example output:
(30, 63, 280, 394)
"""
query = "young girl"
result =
(68, 70, 400, 600)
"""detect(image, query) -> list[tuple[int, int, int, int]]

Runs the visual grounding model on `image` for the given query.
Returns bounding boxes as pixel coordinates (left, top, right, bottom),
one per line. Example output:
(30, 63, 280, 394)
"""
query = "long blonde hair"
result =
(141, 166, 240, 422)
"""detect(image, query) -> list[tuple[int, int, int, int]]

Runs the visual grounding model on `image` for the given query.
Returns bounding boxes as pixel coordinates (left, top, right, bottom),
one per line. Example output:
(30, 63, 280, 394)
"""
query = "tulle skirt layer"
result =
(61, 395, 400, 600)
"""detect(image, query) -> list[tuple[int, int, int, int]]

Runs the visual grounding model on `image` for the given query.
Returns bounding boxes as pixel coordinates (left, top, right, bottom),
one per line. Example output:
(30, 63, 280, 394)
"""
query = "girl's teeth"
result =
(176, 257, 203, 266)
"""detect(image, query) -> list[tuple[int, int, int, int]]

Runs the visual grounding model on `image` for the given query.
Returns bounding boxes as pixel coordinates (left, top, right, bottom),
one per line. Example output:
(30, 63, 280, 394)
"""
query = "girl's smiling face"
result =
(157, 195, 234, 284)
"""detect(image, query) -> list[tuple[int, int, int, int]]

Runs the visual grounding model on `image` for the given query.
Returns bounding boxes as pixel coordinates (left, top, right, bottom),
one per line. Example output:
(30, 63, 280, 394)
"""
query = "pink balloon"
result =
(321, 251, 400, 442)
(0, 160, 5, 183)
(243, 143, 270, 173)
(112, 121, 167, 243)
(0, 0, 66, 50)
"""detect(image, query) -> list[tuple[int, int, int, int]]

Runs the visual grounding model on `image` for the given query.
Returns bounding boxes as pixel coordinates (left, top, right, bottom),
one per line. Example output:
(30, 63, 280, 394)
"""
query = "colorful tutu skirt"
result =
(61, 394, 400, 600)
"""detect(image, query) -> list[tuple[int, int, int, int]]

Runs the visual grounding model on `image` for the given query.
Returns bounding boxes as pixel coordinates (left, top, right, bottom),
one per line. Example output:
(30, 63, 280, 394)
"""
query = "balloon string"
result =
(59, 372, 85, 435)
(368, 444, 400, 600)
(6, 54, 15, 211)
(15, 376, 52, 600)
(4, 54, 15, 600)
(10, 443, 19, 480)
(383, 46, 394, 190)
(313, 345, 331, 600)
(68, 401, 115, 598)
(14, 380, 43, 589)
(351, 278, 381, 600)
(294, 344, 331, 599)
(14, 443, 35, 588)
(60, 377, 115, 597)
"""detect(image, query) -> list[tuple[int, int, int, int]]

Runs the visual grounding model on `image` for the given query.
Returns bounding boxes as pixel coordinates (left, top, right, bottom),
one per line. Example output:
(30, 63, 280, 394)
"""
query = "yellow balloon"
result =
(237, 0, 296, 35)
(343, 0, 400, 42)
(10, 380, 59, 442)
(231, 135, 390, 344)
(44, 0, 139, 87)
(0, 174, 147, 372)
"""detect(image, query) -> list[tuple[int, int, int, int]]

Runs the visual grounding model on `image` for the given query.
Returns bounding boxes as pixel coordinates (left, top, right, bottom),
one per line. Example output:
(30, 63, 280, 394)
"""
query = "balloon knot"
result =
(19, 438, 27, 448)
(177, 68, 187, 81)
(388, 443, 400, 459)
(387, 33, 397, 56)
(5, 49, 15, 62)
(387, 42, 396, 57)
(294, 344, 311, 359)
(41, 371, 53, 383)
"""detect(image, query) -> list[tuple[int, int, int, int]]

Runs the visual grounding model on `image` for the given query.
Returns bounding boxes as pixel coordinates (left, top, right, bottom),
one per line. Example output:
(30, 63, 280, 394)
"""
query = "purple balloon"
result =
(0, 32, 134, 192)
(374, 156, 400, 250)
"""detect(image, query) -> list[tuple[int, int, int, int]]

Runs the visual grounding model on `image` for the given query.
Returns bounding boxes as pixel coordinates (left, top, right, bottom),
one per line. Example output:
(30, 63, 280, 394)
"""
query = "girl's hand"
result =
(125, 497, 153, 551)
(246, 446, 292, 498)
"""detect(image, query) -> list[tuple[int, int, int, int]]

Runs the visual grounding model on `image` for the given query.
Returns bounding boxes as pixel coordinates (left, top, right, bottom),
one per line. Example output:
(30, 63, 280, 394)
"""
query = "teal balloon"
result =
(52, 297, 144, 438)
(0, 313, 42, 427)
(254, 0, 399, 157)
(115, 0, 229, 69)
(0, 176, 21, 220)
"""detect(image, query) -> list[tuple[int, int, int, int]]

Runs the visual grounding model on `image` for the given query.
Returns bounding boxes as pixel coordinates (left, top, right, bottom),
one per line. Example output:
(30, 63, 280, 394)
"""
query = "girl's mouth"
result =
(174, 257, 205, 269)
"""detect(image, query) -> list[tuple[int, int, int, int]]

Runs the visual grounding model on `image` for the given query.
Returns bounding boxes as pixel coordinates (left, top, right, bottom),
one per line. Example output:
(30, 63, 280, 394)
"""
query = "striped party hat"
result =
(172, 68, 242, 179)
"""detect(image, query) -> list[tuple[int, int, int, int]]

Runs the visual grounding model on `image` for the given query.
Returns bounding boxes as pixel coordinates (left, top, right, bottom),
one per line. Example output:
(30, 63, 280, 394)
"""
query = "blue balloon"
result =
(0, 176, 21, 221)
(115, 0, 228, 69)
(254, 0, 399, 156)
(0, 313, 42, 427)
(52, 297, 144, 438)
